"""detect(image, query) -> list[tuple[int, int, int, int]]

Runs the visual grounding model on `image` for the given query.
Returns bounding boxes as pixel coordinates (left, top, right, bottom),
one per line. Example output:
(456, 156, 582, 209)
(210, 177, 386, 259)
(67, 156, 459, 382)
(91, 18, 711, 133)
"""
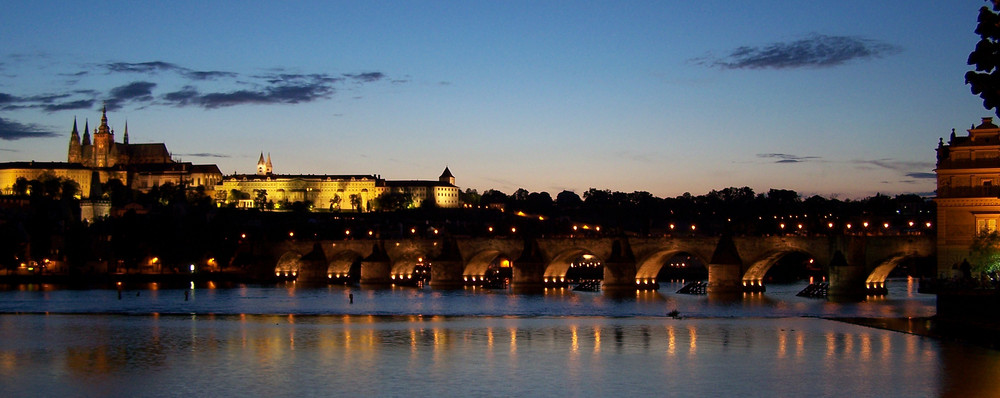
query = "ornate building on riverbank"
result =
(935, 117, 1000, 276)
(0, 107, 222, 198)
(217, 157, 459, 210)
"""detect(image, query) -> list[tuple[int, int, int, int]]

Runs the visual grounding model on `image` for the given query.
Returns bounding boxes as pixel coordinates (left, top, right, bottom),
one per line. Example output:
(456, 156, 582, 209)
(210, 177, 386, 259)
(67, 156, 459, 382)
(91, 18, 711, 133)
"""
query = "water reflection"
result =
(0, 314, 996, 396)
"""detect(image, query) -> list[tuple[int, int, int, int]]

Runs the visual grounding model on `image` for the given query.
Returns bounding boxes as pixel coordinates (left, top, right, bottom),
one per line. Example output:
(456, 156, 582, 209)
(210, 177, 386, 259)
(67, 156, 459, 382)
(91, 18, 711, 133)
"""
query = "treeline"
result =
(458, 186, 933, 236)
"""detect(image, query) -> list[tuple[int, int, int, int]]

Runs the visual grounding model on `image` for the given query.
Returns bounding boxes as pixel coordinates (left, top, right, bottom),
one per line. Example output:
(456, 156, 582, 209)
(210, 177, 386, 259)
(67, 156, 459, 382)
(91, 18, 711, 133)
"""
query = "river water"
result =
(0, 278, 997, 397)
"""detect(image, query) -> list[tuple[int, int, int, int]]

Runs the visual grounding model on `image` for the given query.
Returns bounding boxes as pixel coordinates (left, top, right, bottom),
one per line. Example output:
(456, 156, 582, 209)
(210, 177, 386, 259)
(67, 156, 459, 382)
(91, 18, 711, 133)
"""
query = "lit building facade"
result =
(935, 117, 1000, 276)
(0, 107, 222, 198)
(217, 158, 460, 210)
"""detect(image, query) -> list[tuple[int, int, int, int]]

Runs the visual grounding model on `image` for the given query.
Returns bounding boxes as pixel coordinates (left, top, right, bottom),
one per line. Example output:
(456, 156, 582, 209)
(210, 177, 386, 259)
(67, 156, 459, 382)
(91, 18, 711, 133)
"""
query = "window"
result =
(976, 215, 1000, 234)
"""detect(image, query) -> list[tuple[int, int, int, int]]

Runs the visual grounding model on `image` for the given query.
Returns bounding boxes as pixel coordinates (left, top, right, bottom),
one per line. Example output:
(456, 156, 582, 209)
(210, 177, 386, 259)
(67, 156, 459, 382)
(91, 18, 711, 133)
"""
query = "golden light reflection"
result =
(796, 330, 804, 358)
(882, 333, 892, 358)
(570, 325, 579, 353)
(688, 325, 697, 355)
(667, 326, 676, 356)
(487, 327, 494, 352)
(593, 327, 601, 353)
(860, 333, 872, 361)
(826, 332, 836, 358)
(509, 327, 517, 354)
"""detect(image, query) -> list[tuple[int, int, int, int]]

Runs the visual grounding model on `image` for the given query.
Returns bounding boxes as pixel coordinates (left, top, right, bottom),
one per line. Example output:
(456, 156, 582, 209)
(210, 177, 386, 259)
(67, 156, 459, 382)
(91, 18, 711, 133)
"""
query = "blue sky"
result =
(0, 1, 989, 198)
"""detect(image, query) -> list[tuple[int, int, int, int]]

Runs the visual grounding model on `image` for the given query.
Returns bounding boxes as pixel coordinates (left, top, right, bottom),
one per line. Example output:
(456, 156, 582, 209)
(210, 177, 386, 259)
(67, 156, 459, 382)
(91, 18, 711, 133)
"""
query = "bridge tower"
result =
(935, 117, 1000, 277)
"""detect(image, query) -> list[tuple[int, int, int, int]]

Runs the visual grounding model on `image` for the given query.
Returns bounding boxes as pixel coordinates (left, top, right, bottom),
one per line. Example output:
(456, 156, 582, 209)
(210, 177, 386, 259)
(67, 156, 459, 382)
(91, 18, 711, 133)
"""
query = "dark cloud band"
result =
(699, 34, 900, 70)
(0, 117, 60, 141)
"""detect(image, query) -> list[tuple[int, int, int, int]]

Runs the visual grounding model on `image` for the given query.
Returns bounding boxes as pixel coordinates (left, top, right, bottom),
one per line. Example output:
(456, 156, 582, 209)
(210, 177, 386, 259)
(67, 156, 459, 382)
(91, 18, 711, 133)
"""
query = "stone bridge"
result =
(254, 235, 934, 298)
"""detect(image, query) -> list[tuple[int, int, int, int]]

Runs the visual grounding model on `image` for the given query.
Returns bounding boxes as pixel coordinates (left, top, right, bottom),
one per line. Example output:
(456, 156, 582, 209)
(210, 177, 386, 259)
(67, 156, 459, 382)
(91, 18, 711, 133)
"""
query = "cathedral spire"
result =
(123, 120, 129, 145)
(68, 117, 82, 163)
(257, 152, 267, 175)
(266, 153, 273, 174)
(82, 119, 91, 145)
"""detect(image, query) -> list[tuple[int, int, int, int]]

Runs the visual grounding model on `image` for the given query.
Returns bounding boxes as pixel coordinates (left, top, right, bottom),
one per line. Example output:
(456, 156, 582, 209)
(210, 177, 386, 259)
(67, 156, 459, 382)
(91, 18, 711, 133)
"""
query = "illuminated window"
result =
(976, 214, 1000, 234)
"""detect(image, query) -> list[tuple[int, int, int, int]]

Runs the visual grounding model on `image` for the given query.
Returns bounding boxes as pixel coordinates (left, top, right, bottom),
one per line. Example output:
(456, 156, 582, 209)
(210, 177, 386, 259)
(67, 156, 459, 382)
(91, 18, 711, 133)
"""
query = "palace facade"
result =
(935, 117, 1000, 275)
(0, 107, 222, 198)
(217, 156, 459, 210)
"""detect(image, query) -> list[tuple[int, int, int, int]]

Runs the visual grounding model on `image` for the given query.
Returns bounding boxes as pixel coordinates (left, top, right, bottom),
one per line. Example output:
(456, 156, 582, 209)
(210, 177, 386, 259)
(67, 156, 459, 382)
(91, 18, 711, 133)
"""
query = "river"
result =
(0, 278, 996, 397)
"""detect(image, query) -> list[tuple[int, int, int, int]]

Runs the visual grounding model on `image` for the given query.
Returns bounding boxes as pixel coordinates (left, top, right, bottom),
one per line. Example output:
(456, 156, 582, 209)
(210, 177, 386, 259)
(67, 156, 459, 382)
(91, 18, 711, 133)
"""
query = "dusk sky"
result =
(0, 1, 990, 199)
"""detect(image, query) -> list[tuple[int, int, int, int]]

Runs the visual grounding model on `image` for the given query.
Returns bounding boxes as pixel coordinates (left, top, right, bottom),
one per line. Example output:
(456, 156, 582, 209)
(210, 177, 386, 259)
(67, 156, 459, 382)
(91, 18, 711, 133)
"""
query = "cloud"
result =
(698, 34, 901, 70)
(757, 153, 820, 163)
(344, 72, 385, 82)
(0, 117, 60, 140)
(43, 99, 95, 112)
(103, 61, 237, 81)
(4, 59, 396, 113)
(170, 84, 334, 108)
(162, 74, 340, 108)
(857, 159, 933, 172)
(905, 172, 936, 179)
(106, 81, 156, 110)
(175, 152, 230, 158)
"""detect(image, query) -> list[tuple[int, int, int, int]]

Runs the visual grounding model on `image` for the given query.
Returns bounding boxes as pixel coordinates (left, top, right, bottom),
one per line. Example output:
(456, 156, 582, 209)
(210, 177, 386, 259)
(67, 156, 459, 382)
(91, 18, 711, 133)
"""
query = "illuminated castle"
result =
(218, 155, 460, 210)
(0, 107, 222, 198)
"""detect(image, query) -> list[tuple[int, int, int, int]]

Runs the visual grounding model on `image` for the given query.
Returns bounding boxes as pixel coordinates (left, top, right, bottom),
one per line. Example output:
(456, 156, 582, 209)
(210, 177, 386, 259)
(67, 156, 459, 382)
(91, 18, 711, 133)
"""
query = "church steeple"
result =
(257, 152, 267, 175)
(266, 153, 273, 174)
(68, 117, 82, 163)
(123, 121, 129, 145)
(82, 119, 91, 145)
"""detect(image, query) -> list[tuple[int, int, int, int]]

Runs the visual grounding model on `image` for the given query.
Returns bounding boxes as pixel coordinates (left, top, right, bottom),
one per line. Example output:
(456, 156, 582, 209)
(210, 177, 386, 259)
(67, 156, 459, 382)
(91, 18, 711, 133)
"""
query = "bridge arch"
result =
(463, 250, 503, 278)
(275, 251, 304, 277)
(544, 248, 604, 284)
(742, 249, 822, 288)
(635, 249, 711, 280)
(865, 253, 931, 292)
(326, 250, 364, 283)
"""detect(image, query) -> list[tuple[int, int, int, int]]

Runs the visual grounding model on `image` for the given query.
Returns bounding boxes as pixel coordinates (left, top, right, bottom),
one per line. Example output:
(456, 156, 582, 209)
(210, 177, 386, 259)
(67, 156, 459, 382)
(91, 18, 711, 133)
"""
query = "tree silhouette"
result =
(966, 1, 1000, 116)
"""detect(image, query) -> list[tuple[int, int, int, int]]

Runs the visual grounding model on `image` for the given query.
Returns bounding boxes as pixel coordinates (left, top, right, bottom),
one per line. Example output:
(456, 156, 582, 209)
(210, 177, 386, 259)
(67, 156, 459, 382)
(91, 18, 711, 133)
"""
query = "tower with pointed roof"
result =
(266, 153, 273, 174)
(257, 153, 267, 175)
(439, 166, 455, 185)
(68, 118, 82, 163)
(91, 104, 116, 167)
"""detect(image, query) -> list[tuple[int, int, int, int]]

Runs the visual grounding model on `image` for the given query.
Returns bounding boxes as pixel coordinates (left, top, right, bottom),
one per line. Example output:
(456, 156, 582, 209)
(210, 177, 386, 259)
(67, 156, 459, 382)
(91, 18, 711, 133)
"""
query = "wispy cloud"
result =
(175, 152, 231, 158)
(0, 117, 59, 140)
(697, 34, 901, 70)
(905, 172, 936, 179)
(103, 61, 237, 81)
(106, 81, 156, 110)
(0, 59, 397, 113)
(757, 153, 820, 163)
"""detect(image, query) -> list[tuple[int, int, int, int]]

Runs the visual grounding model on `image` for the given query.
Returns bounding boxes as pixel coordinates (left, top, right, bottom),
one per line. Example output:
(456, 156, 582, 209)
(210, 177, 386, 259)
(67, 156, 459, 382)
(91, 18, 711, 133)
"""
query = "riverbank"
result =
(832, 316, 1000, 350)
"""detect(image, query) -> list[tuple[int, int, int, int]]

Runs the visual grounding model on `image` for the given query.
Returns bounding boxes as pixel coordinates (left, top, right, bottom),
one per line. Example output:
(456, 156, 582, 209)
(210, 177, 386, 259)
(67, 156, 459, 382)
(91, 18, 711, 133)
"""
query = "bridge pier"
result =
(706, 236, 744, 295)
(429, 259, 464, 288)
(359, 243, 392, 285)
(827, 251, 866, 301)
(602, 239, 637, 291)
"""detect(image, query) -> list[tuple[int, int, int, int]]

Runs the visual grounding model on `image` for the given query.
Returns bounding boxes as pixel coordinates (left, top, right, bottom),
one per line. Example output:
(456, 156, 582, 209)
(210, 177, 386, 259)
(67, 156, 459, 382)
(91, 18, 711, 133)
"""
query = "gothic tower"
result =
(68, 117, 82, 163)
(92, 105, 115, 167)
(266, 153, 273, 174)
(257, 153, 267, 175)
